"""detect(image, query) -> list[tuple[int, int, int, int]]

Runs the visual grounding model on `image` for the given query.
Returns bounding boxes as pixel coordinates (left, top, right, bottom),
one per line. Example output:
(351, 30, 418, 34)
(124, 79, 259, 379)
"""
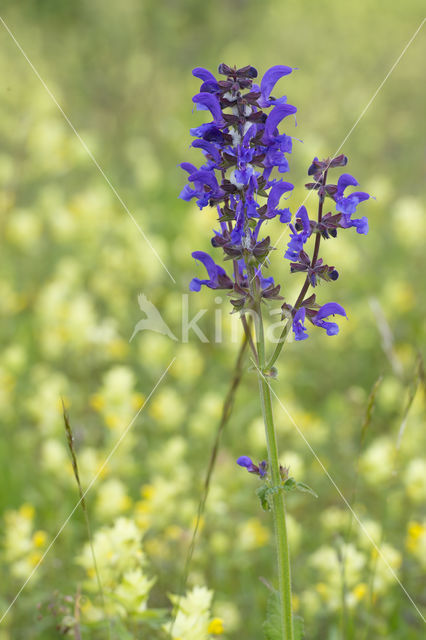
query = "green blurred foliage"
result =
(0, 1, 425, 638)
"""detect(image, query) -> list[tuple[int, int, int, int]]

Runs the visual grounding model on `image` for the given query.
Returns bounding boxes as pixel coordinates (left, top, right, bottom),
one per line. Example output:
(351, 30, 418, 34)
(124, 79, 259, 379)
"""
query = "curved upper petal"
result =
(237, 456, 254, 469)
(267, 180, 294, 212)
(180, 162, 198, 175)
(316, 302, 347, 321)
(192, 93, 224, 124)
(192, 67, 217, 83)
(191, 139, 222, 164)
(260, 65, 293, 102)
(296, 205, 311, 235)
(337, 173, 358, 197)
(263, 104, 297, 142)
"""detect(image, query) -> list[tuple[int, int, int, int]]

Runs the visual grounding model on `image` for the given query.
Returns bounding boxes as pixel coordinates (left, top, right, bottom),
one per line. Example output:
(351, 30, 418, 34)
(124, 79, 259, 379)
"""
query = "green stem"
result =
(249, 269, 294, 640)
(266, 168, 329, 371)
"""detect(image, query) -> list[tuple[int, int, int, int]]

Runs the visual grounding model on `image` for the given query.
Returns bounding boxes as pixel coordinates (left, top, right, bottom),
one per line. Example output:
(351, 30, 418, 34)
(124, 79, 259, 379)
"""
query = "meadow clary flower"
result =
(182, 63, 297, 305)
(182, 66, 373, 342)
(335, 173, 371, 234)
(292, 307, 308, 341)
(237, 456, 268, 477)
(312, 302, 347, 336)
(189, 251, 233, 292)
(284, 205, 311, 261)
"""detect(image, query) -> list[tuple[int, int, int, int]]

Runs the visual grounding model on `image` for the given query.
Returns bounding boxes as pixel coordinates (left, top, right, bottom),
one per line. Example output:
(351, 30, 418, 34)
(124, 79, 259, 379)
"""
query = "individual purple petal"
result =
(279, 208, 292, 223)
(188, 169, 220, 192)
(350, 191, 370, 202)
(237, 456, 262, 475)
(199, 80, 220, 93)
(190, 123, 224, 143)
(352, 216, 369, 234)
(336, 191, 370, 216)
(258, 461, 268, 477)
(189, 278, 203, 292)
(293, 307, 308, 341)
(192, 67, 217, 84)
(190, 251, 233, 291)
(263, 104, 297, 142)
(260, 65, 293, 102)
(179, 184, 197, 201)
(192, 93, 224, 124)
(316, 302, 346, 321)
(192, 250, 224, 280)
(296, 205, 311, 235)
(180, 162, 198, 175)
(255, 266, 275, 290)
(313, 302, 347, 336)
(237, 455, 254, 469)
(191, 139, 222, 164)
(336, 173, 359, 197)
(267, 180, 294, 213)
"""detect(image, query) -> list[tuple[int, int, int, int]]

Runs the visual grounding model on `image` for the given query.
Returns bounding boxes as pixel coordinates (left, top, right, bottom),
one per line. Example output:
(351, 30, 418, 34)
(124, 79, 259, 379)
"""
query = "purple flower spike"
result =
(181, 64, 371, 334)
(313, 302, 347, 336)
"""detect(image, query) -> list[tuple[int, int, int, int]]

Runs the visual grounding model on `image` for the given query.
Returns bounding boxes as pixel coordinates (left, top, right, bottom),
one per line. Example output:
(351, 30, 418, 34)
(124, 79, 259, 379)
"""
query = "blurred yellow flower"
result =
(352, 582, 367, 601)
(406, 520, 426, 567)
(95, 479, 132, 520)
(238, 517, 270, 550)
(32, 530, 47, 548)
(19, 504, 35, 521)
(403, 458, 426, 503)
(208, 618, 224, 634)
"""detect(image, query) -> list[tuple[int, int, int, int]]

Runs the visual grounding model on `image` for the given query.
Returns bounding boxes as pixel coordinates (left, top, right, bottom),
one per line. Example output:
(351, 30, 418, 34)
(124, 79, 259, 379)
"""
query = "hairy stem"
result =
(249, 268, 294, 640)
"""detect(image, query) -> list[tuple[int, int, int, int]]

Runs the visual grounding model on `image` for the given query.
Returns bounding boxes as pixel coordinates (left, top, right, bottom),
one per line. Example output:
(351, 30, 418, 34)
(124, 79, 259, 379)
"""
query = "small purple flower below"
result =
(237, 456, 268, 478)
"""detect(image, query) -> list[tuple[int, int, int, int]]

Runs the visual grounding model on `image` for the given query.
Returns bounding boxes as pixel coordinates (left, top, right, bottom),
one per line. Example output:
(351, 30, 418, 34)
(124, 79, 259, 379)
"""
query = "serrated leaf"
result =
(263, 592, 304, 640)
(256, 484, 271, 511)
(295, 481, 318, 498)
(263, 592, 283, 640)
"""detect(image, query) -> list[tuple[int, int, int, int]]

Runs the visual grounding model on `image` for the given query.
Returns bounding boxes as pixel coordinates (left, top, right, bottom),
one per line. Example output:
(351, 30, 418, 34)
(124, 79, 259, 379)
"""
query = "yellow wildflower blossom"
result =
(208, 618, 224, 635)
(32, 530, 47, 548)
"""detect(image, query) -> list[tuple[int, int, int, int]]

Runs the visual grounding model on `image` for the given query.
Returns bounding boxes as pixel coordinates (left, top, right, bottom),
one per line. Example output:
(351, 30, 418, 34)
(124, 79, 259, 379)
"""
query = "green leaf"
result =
(295, 481, 318, 498)
(256, 484, 271, 511)
(282, 477, 297, 492)
(263, 592, 305, 639)
(263, 591, 283, 640)
(294, 615, 305, 639)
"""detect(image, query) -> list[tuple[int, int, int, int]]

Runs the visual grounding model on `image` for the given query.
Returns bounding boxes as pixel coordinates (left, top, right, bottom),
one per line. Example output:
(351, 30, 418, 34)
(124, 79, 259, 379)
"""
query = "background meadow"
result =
(0, 1, 425, 638)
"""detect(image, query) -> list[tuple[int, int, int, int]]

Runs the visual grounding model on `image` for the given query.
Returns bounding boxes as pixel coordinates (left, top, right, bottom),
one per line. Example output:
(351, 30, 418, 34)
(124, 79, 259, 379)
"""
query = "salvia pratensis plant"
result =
(180, 63, 372, 640)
